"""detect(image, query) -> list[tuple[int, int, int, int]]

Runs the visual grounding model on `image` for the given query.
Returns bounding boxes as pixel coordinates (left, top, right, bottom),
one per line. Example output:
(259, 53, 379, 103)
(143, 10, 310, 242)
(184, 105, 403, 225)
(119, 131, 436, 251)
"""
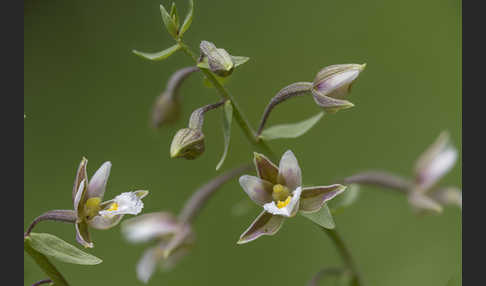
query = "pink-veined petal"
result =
(300, 184, 347, 213)
(253, 152, 279, 184)
(237, 211, 285, 244)
(239, 175, 273, 206)
(88, 214, 124, 230)
(277, 150, 302, 190)
(121, 212, 179, 243)
(75, 221, 93, 248)
(87, 161, 112, 200)
(72, 157, 88, 205)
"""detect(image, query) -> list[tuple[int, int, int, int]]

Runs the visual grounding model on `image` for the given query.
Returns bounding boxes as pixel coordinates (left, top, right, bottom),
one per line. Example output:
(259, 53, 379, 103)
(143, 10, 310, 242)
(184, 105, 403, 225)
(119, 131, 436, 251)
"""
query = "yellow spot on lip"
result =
(107, 202, 119, 212)
(277, 196, 291, 209)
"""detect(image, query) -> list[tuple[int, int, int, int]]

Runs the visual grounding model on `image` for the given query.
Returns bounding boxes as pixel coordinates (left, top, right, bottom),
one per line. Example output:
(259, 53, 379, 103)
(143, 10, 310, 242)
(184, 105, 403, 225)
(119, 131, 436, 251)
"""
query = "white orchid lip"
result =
(263, 187, 302, 217)
(99, 191, 145, 217)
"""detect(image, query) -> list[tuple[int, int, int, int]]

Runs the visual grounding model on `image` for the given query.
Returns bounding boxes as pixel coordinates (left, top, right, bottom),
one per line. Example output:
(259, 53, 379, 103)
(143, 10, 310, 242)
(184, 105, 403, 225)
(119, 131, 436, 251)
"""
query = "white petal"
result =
(74, 179, 86, 213)
(99, 191, 144, 217)
(136, 247, 162, 284)
(88, 214, 123, 230)
(420, 147, 457, 189)
(121, 212, 179, 243)
(87, 161, 112, 200)
(263, 187, 302, 217)
(277, 150, 302, 190)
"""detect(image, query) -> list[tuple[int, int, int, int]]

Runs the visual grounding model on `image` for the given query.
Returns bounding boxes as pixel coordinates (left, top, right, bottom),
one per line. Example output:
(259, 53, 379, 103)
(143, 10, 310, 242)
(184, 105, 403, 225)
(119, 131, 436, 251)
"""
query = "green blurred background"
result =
(24, 0, 461, 285)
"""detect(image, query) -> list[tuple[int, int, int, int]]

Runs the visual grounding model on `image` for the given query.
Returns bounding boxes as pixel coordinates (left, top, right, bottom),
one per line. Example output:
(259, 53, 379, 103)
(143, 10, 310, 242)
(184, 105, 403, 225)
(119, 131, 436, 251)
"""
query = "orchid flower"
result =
(72, 158, 149, 248)
(408, 131, 461, 213)
(237, 150, 346, 244)
(121, 212, 194, 283)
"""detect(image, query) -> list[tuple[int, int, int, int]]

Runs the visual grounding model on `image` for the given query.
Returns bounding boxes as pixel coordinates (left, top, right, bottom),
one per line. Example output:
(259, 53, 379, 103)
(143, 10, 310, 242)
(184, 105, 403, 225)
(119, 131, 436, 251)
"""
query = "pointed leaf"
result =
(301, 204, 335, 229)
(329, 184, 360, 214)
(259, 112, 325, 140)
(133, 44, 181, 61)
(26, 232, 102, 265)
(231, 56, 250, 67)
(170, 2, 180, 29)
(160, 4, 178, 38)
(179, 0, 194, 37)
(216, 100, 233, 170)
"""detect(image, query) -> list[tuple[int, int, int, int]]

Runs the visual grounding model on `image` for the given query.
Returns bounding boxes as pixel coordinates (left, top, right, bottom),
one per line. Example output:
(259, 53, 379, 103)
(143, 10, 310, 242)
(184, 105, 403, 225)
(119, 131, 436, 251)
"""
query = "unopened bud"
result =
(151, 92, 181, 128)
(199, 41, 234, 77)
(311, 64, 366, 113)
(170, 128, 205, 159)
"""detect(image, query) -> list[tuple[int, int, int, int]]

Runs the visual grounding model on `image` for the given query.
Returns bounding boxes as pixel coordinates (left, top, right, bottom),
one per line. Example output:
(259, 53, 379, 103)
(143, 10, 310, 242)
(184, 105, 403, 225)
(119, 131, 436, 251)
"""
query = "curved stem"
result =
(256, 82, 313, 136)
(178, 164, 252, 224)
(321, 227, 363, 286)
(341, 171, 412, 194)
(188, 100, 225, 130)
(24, 238, 69, 286)
(166, 66, 200, 99)
(24, 210, 77, 238)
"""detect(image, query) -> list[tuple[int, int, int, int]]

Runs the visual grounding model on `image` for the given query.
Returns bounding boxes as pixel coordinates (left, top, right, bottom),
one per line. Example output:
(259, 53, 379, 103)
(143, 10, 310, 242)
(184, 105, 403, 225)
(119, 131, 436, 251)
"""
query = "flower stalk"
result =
(256, 82, 313, 136)
(178, 164, 252, 224)
(24, 210, 77, 238)
(342, 171, 412, 194)
(321, 227, 363, 286)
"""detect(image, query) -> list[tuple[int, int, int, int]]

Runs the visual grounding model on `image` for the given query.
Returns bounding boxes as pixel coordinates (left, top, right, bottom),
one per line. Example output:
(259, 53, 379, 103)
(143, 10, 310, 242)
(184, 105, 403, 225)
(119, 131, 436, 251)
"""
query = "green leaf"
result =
(170, 2, 180, 28)
(26, 232, 102, 265)
(259, 111, 324, 140)
(179, 0, 194, 37)
(231, 56, 250, 67)
(216, 100, 233, 170)
(301, 204, 335, 229)
(329, 184, 360, 214)
(160, 4, 178, 38)
(132, 44, 181, 61)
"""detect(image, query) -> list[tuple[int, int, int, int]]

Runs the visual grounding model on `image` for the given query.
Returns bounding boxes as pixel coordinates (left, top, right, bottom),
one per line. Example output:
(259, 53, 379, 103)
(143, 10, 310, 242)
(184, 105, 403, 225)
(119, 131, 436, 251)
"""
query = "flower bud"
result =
(151, 92, 181, 128)
(170, 128, 205, 159)
(199, 41, 234, 77)
(311, 64, 366, 113)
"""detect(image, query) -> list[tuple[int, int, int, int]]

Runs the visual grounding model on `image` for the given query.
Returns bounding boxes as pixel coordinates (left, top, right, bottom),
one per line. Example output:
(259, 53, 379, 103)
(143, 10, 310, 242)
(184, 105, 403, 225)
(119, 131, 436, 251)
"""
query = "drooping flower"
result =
(72, 158, 149, 248)
(237, 150, 346, 244)
(121, 212, 194, 283)
(408, 131, 461, 213)
(311, 64, 366, 113)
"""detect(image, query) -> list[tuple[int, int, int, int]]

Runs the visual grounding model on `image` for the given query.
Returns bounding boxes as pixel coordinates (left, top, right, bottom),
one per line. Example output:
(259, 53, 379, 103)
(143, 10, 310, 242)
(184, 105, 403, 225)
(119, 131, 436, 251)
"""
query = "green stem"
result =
(24, 238, 69, 286)
(177, 40, 276, 160)
(321, 227, 363, 286)
(176, 39, 362, 284)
